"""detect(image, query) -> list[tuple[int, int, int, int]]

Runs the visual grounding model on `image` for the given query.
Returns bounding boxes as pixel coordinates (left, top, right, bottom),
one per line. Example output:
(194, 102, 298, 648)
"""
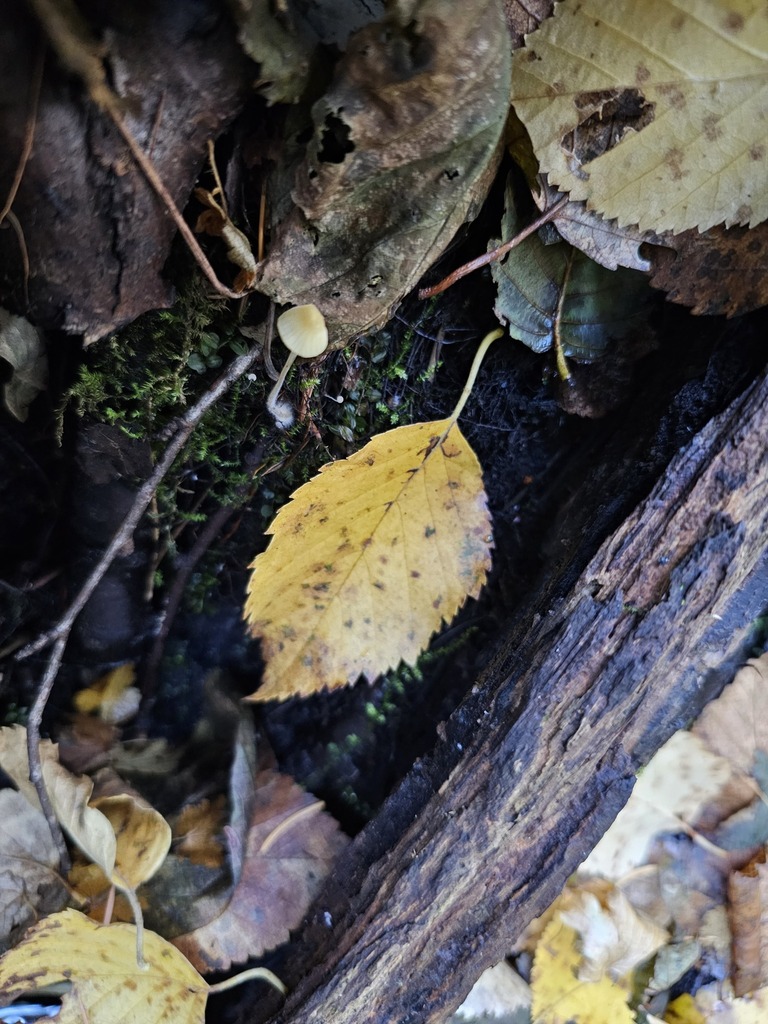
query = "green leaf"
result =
(492, 178, 652, 362)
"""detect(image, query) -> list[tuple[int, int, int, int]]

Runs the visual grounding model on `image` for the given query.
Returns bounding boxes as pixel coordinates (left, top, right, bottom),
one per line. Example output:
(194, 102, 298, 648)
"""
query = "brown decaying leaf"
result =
(503, 0, 554, 49)
(646, 223, 768, 317)
(729, 857, 768, 998)
(173, 798, 226, 869)
(244, 418, 493, 700)
(172, 770, 348, 971)
(693, 654, 768, 780)
(0, 909, 207, 1024)
(257, 0, 511, 347)
(533, 179, 657, 273)
(0, 790, 69, 952)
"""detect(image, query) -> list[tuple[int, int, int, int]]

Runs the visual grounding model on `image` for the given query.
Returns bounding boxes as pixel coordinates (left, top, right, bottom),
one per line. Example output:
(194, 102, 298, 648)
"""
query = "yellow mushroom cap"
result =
(276, 304, 329, 358)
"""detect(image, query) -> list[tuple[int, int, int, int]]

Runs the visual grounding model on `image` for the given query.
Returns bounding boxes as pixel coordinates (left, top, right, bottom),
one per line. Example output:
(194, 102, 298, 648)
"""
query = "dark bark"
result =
(248, 366, 768, 1024)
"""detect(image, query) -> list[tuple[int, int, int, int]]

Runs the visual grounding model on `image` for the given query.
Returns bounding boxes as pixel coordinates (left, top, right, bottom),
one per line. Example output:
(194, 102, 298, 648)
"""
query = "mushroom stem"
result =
(266, 351, 298, 425)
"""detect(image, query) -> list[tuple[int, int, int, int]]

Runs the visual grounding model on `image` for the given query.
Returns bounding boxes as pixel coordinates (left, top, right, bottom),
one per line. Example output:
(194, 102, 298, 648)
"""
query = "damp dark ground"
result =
(2, 240, 765, 838)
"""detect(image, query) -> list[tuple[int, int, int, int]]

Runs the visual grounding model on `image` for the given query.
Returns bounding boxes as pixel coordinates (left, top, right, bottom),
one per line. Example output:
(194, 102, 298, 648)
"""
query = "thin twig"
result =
(417, 196, 569, 299)
(18, 345, 262, 846)
(3, 211, 31, 309)
(26, 635, 70, 867)
(0, 43, 44, 224)
(141, 503, 236, 700)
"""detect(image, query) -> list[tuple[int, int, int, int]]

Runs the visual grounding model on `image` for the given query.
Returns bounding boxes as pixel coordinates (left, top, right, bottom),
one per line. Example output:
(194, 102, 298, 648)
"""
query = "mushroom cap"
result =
(276, 304, 329, 358)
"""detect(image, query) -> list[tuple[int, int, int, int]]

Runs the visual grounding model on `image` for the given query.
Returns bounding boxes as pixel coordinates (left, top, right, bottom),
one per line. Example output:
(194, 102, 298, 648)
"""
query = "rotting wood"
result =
(247, 366, 768, 1024)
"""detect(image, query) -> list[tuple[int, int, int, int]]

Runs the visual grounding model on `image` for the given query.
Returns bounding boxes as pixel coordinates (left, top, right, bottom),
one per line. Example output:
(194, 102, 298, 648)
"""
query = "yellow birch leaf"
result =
(244, 418, 492, 700)
(91, 794, 172, 889)
(531, 916, 634, 1024)
(666, 994, 706, 1023)
(511, 0, 768, 233)
(41, 759, 117, 880)
(0, 908, 207, 1024)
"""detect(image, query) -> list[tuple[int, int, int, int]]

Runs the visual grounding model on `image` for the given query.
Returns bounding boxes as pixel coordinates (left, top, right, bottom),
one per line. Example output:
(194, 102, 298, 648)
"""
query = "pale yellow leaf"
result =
(666, 993, 707, 1023)
(531, 916, 634, 1024)
(42, 760, 116, 880)
(581, 731, 736, 879)
(0, 725, 58, 813)
(559, 887, 667, 981)
(511, 0, 768, 232)
(244, 419, 492, 699)
(454, 961, 531, 1020)
(0, 908, 207, 1024)
(73, 662, 141, 724)
(693, 983, 768, 1022)
(91, 794, 171, 889)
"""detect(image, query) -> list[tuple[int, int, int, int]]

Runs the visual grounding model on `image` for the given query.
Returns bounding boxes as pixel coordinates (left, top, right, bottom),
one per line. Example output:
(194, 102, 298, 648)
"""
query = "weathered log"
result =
(250, 365, 768, 1024)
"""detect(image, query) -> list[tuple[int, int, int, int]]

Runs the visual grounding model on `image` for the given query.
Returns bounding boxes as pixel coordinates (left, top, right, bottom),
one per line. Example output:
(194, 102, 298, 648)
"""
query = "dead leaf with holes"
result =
(172, 770, 348, 971)
(244, 417, 492, 699)
(511, 0, 768, 233)
(0, 909, 207, 1024)
(257, 0, 511, 347)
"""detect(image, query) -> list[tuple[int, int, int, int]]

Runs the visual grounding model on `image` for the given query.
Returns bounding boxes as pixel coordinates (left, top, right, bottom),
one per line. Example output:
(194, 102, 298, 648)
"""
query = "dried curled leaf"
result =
(0, 909, 207, 1024)
(173, 771, 348, 971)
(511, 0, 768, 233)
(244, 419, 493, 699)
(257, 0, 511, 346)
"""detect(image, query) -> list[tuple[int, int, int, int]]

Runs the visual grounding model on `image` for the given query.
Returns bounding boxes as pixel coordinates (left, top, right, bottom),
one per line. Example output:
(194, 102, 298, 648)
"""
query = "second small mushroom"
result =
(266, 303, 329, 428)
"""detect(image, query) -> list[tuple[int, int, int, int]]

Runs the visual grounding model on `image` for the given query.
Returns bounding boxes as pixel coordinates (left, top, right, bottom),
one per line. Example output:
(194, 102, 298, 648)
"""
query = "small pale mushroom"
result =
(266, 304, 329, 428)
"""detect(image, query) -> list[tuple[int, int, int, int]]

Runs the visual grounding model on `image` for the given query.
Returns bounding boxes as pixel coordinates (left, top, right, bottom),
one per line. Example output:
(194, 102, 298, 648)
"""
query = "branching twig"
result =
(18, 344, 262, 852)
(417, 196, 568, 299)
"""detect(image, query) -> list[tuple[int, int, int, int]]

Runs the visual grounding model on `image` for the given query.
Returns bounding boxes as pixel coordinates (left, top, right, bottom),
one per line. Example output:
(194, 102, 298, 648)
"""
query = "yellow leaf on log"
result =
(511, 0, 768, 233)
(531, 917, 635, 1024)
(244, 419, 492, 700)
(0, 909, 207, 1024)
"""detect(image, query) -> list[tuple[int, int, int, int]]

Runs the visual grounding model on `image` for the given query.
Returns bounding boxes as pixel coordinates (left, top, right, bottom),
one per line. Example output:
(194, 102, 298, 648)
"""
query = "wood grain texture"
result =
(247, 367, 768, 1024)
